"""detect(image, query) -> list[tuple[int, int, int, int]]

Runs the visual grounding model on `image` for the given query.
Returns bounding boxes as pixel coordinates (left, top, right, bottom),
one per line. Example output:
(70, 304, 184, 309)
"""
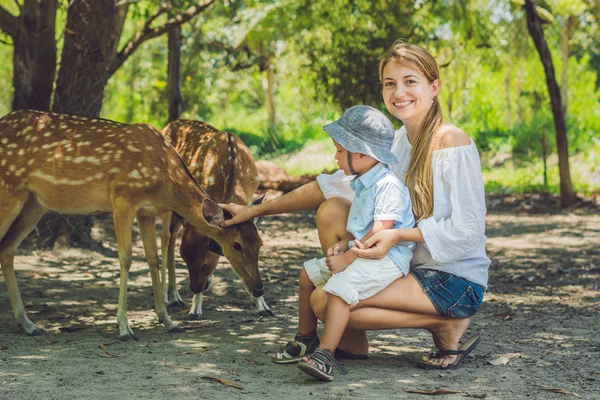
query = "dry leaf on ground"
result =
(201, 376, 244, 390)
(98, 344, 109, 350)
(405, 388, 464, 395)
(179, 346, 215, 355)
(540, 388, 584, 399)
(99, 352, 120, 358)
(488, 356, 510, 366)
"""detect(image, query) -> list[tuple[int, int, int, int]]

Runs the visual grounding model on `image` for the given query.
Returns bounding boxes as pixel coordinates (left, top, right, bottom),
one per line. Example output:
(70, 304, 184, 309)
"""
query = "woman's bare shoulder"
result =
(437, 123, 471, 149)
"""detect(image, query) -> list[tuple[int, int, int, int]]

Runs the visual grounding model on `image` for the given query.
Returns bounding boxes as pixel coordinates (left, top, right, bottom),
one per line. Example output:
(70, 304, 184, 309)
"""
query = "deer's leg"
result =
(113, 206, 138, 341)
(160, 212, 172, 305)
(188, 254, 218, 321)
(166, 215, 184, 307)
(0, 194, 47, 336)
(137, 214, 183, 333)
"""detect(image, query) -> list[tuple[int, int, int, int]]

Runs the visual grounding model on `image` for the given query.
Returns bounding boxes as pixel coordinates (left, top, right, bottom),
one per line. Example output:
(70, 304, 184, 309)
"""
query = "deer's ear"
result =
(202, 198, 224, 227)
(251, 195, 265, 206)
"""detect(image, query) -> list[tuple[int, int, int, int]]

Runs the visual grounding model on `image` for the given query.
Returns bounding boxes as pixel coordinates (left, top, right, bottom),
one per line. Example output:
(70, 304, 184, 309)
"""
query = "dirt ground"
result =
(1, 196, 599, 400)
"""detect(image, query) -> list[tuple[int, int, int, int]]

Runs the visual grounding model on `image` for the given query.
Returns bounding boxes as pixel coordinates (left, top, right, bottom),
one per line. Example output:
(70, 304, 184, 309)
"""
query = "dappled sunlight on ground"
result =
(1, 209, 598, 399)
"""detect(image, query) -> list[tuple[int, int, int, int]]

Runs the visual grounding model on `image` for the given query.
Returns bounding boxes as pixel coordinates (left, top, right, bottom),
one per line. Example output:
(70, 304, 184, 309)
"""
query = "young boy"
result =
(272, 105, 415, 381)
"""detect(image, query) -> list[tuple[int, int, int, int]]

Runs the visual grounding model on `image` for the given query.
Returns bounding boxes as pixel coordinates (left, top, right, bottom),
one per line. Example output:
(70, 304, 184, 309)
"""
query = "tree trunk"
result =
(167, 22, 184, 123)
(560, 15, 577, 114)
(8, 0, 57, 111)
(41, 1, 126, 249)
(52, 0, 123, 117)
(524, 0, 577, 206)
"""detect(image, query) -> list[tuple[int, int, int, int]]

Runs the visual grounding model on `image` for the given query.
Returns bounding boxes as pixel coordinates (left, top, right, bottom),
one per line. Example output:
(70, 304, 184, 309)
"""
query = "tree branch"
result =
(110, 0, 215, 75)
(115, 0, 142, 6)
(0, 6, 18, 39)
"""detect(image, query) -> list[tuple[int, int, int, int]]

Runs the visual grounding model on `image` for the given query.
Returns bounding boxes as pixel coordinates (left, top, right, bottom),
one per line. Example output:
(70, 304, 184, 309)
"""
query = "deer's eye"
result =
(233, 242, 242, 252)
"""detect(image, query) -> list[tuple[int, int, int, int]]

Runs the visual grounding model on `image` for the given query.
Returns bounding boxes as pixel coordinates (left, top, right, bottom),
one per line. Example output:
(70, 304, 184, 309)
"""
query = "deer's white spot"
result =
(43, 132, 53, 137)
(73, 156, 101, 165)
(27, 159, 34, 166)
(109, 167, 120, 173)
(126, 144, 141, 152)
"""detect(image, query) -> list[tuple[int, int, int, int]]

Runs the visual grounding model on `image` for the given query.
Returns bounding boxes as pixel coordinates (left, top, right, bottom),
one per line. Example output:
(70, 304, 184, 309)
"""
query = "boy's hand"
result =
(326, 239, 350, 256)
(325, 252, 352, 275)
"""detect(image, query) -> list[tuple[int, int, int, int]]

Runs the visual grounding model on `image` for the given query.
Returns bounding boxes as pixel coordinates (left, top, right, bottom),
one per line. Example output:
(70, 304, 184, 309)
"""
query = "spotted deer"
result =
(160, 119, 273, 320)
(0, 110, 260, 340)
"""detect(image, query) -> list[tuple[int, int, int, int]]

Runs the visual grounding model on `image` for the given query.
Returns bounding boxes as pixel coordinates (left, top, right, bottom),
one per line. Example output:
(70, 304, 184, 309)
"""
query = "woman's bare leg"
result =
(311, 274, 471, 367)
(316, 197, 352, 253)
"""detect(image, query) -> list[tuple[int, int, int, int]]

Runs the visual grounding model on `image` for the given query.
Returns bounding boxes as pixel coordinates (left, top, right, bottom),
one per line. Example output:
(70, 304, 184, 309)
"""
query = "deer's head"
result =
(180, 198, 264, 295)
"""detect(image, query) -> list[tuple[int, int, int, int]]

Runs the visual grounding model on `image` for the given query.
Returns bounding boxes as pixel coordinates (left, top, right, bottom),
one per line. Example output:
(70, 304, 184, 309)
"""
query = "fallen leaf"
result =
(98, 344, 109, 350)
(179, 347, 214, 355)
(495, 312, 513, 321)
(540, 388, 584, 398)
(405, 388, 464, 395)
(0, 346, 8, 350)
(99, 352, 120, 358)
(202, 376, 244, 390)
(488, 356, 509, 366)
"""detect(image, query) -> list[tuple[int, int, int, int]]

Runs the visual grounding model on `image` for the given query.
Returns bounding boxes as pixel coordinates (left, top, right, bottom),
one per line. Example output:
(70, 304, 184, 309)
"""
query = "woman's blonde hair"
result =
(379, 40, 443, 221)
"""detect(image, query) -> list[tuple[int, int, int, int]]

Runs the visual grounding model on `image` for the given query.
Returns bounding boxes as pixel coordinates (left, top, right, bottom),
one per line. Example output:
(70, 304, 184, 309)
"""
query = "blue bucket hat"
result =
(323, 105, 398, 165)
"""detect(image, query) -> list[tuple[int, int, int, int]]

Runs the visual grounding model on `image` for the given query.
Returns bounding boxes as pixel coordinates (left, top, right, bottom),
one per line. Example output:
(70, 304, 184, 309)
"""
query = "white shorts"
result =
(303, 256, 404, 307)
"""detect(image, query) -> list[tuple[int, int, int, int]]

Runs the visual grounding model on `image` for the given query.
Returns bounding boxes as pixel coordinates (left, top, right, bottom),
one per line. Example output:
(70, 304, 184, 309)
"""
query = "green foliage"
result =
(2, 0, 599, 194)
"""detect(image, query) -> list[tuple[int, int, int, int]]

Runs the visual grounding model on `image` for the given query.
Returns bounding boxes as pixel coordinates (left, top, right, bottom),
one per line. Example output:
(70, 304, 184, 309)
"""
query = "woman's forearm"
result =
(396, 227, 425, 243)
(256, 180, 327, 217)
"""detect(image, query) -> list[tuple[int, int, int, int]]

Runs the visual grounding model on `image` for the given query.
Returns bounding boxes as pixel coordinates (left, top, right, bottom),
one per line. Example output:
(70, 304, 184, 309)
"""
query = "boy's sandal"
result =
(272, 333, 319, 364)
(297, 348, 348, 381)
(417, 335, 481, 370)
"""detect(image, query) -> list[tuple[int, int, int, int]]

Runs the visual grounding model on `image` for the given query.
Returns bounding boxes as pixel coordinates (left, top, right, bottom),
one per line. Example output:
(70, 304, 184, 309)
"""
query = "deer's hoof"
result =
(187, 313, 203, 321)
(119, 333, 139, 341)
(27, 327, 46, 337)
(168, 326, 185, 333)
(259, 309, 276, 318)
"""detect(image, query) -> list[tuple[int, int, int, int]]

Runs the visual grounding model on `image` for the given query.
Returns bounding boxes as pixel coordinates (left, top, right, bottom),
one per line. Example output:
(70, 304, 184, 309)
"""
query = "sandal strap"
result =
(275, 334, 318, 360)
(309, 348, 348, 375)
(430, 349, 465, 356)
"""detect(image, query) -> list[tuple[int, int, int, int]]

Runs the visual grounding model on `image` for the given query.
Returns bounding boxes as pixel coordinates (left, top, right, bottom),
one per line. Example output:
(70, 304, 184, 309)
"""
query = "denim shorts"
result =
(411, 268, 485, 318)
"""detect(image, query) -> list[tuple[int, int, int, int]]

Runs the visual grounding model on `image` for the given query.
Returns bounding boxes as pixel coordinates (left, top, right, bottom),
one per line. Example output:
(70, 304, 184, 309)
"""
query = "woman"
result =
(220, 40, 490, 369)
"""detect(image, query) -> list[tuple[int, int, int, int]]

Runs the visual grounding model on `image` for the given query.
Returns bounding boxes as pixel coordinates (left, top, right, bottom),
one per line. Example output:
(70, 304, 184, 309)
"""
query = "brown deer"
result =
(0, 110, 259, 340)
(160, 119, 273, 320)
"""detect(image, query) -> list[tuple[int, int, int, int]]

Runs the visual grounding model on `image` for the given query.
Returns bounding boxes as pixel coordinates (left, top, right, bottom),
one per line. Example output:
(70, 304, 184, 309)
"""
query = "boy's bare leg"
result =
(298, 268, 318, 337)
(318, 294, 350, 352)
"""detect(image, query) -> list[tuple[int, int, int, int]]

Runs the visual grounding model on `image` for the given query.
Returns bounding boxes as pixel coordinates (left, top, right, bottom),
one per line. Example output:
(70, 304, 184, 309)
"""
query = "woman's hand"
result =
(351, 229, 399, 259)
(218, 203, 257, 227)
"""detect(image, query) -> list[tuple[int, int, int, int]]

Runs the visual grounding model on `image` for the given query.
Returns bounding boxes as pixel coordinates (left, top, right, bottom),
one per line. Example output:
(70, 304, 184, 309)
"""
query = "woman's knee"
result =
(316, 198, 351, 229)
(316, 198, 351, 251)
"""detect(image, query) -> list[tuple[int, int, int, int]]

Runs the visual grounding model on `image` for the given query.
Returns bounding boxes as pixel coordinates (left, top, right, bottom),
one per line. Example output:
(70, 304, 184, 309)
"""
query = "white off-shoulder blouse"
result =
(316, 127, 491, 288)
